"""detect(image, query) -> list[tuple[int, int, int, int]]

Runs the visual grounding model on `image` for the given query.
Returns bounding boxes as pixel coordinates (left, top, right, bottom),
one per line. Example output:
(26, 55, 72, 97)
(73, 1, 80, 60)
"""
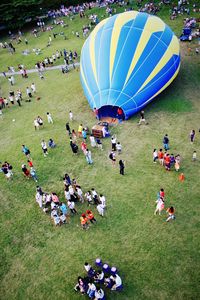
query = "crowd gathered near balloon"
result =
(1, 0, 200, 297)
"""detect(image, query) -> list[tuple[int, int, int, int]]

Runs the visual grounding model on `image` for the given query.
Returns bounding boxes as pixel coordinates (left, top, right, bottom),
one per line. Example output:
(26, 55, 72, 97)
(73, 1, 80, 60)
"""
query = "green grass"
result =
(0, 2, 200, 300)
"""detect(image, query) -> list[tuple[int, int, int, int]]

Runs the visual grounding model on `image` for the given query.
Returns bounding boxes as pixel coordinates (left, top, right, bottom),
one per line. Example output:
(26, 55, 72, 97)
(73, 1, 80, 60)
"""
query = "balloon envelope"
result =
(80, 11, 180, 120)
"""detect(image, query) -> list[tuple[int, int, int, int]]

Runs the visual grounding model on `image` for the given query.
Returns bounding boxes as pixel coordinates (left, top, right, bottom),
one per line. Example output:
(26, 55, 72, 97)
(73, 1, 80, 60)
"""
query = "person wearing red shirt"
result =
(86, 210, 97, 224)
(27, 160, 33, 167)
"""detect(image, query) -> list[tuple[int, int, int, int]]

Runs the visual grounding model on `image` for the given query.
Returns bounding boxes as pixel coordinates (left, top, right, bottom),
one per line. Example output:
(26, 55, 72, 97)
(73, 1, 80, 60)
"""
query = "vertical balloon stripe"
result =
(96, 26, 112, 106)
(80, 63, 96, 108)
(137, 55, 178, 97)
(124, 14, 164, 87)
(109, 11, 138, 84)
(89, 18, 108, 85)
(132, 56, 180, 107)
(81, 38, 99, 96)
(137, 35, 180, 93)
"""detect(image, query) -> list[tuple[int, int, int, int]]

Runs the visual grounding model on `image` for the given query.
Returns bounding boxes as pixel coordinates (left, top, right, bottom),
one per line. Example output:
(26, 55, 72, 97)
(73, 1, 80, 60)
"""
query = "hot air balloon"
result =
(80, 11, 180, 120)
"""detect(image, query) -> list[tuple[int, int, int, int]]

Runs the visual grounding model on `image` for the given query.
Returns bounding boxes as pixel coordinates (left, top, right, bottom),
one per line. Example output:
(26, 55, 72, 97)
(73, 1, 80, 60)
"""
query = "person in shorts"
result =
(41, 140, 48, 157)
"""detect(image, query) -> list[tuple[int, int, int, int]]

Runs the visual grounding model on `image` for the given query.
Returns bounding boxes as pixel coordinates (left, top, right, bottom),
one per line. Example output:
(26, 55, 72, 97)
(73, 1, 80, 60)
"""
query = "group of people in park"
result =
(154, 188, 176, 222)
(34, 173, 106, 227)
(74, 260, 123, 299)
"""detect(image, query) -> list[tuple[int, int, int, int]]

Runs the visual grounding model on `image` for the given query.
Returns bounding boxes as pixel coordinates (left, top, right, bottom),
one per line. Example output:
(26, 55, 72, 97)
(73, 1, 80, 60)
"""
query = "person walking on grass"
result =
(41, 140, 48, 157)
(190, 129, 195, 144)
(119, 159, 125, 175)
(85, 149, 93, 164)
(31, 83, 36, 93)
(66, 122, 71, 135)
(22, 145, 31, 158)
(47, 112, 53, 124)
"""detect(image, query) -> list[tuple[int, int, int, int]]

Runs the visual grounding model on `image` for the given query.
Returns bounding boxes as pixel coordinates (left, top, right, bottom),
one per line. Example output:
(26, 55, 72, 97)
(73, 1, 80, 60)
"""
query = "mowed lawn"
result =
(0, 3, 200, 300)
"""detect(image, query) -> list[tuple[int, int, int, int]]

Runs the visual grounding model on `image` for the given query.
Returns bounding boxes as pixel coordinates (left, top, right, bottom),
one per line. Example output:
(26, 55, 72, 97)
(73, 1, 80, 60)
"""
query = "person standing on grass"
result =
(31, 83, 36, 93)
(72, 129, 77, 142)
(80, 214, 89, 230)
(86, 210, 97, 224)
(21, 164, 31, 179)
(30, 167, 38, 182)
(119, 159, 125, 175)
(153, 149, 158, 163)
(41, 140, 48, 157)
(138, 110, 147, 125)
(158, 149, 164, 165)
(154, 197, 165, 215)
(78, 124, 83, 137)
(116, 142, 122, 154)
(66, 122, 71, 135)
(85, 149, 93, 164)
(26, 87, 32, 98)
(69, 110, 73, 121)
(109, 151, 116, 166)
(111, 135, 117, 151)
(47, 112, 53, 124)
(70, 138, 78, 154)
(190, 130, 195, 144)
(192, 151, 197, 161)
(68, 200, 77, 214)
(163, 134, 169, 150)
(34, 118, 40, 130)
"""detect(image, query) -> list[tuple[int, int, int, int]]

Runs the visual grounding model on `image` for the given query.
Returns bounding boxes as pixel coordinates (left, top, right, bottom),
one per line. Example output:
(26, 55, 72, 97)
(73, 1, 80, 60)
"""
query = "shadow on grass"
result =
(145, 68, 193, 114)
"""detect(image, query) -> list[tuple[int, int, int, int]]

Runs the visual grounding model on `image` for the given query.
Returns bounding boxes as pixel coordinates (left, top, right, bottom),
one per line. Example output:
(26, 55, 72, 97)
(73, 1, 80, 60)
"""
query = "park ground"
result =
(0, 2, 200, 299)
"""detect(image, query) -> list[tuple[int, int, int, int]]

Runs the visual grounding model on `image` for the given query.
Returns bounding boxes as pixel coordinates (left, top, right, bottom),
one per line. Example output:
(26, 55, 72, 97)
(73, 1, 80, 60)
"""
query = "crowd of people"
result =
(34, 173, 107, 227)
(74, 259, 123, 299)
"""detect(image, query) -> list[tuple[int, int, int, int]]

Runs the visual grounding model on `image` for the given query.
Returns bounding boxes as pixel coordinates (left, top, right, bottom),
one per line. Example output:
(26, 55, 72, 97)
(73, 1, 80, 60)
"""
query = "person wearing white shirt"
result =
(77, 186, 84, 203)
(87, 281, 96, 298)
(94, 288, 105, 300)
(31, 83, 36, 93)
(34, 118, 39, 130)
(69, 110, 73, 121)
(111, 274, 122, 290)
(41, 140, 48, 157)
(47, 112, 53, 124)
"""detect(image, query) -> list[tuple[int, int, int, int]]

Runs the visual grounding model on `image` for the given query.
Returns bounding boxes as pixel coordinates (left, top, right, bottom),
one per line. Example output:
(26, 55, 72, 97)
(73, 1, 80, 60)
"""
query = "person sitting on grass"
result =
(166, 206, 176, 222)
(84, 262, 96, 277)
(94, 270, 104, 283)
(94, 287, 105, 299)
(48, 138, 56, 148)
(74, 276, 88, 295)
(87, 279, 96, 299)
(110, 274, 122, 291)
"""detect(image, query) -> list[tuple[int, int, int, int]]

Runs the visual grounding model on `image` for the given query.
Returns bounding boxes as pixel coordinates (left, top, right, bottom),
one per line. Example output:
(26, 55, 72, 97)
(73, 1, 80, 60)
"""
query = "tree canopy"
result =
(0, 0, 82, 29)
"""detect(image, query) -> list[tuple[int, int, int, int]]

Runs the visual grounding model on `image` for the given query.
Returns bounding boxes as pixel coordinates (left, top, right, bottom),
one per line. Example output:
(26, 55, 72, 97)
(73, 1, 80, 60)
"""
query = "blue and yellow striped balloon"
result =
(80, 11, 180, 120)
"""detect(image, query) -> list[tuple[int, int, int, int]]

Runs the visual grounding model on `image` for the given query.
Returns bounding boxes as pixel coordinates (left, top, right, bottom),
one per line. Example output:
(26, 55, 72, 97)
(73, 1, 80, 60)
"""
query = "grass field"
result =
(0, 1, 200, 300)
